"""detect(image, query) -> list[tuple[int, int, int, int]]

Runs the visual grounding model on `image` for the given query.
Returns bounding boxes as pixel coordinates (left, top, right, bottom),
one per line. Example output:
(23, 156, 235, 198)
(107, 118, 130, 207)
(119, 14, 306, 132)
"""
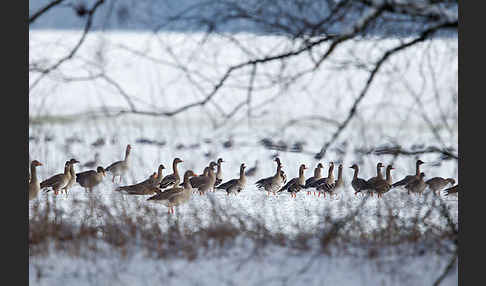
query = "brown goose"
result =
(216, 163, 247, 195)
(29, 160, 43, 201)
(159, 158, 184, 189)
(76, 166, 106, 192)
(304, 163, 324, 195)
(373, 165, 394, 198)
(307, 162, 335, 197)
(214, 158, 224, 187)
(255, 157, 285, 195)
(425, 177, 456, 195)
(185, 166, 209, 188)
(147, 170, 197, 214)
(278, 164, 307, 198)
(63, 158, 80, 195)
(444, 184, 458, 196)
(116, 164, 165, 195)
(41, 161, 72, 195)
(326, 164, 344, 197)
(406, 172, 427, 196)
(350, 164, 370, 196)
(105, 144, 132, 183)
(366, 162, 384, 197)
(391, 159, 424, 189)
(245, 160, 259, 177)
(194, 161, 217, 195)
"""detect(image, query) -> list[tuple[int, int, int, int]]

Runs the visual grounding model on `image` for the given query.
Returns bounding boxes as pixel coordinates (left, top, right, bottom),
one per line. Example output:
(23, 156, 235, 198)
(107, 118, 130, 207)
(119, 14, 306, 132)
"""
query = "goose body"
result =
(63, 158, 80, 194)
(405, 172, 427, 195)
(426, 177, 455, 195)
(444, 185, 458, 196)
(214, 158, 224, 187)
(350, 164, 370, 195)
(116, 165, 165, 195)
(28, 160, 43, 200)
(391, 160, 424, 191)
(105, 144, 132, 183)
(76, 166, 106, 192)
(217, 163, 247, 195)
(278, 164, 307, 197)
(147, 170, 197, 214)
(41, 161, 72, 195)
(255, 158, 284, 195)
(304, 163, 323, 195)
(159, 158, 183, 189)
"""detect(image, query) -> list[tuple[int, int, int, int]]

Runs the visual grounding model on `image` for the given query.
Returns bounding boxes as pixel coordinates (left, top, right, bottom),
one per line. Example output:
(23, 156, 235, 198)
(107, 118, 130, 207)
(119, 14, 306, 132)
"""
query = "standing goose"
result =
(76, 166, 106, 193)
(255, 157, 284, 196)
(62, 158, 80, 195)
(245, 160, 259, 177)
(307, 162, 335, 197)
(406, 172, 427, 196)
(444, 184, 458, 196)
(147, 170, 197, 214)
(350, 164, 370, 196)
(278, 164, 307, 198)
(185, 166, 209, 188)
(28, 160, 43, 201)
(194, 161, 217, 195)
(391, 159, 424, 189)
(41, 161, 72, 195)
(373, 165, 394, 198)
(159, 158, 184, 189)
(325, 164, 344, 198)
(216, 163, 247, 196)
(366, 162, 385, 197)
(116, 164, 165, 195)
(304, 163, 324, 195)
(214, 158, 224, 187)
(425, 177, 456, 195)
(105, 144, 132, 183)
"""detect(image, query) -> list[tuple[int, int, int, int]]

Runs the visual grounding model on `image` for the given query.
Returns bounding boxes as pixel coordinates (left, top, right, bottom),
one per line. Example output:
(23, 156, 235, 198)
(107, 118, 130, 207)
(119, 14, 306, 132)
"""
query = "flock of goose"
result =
(28, 144, 459, 214)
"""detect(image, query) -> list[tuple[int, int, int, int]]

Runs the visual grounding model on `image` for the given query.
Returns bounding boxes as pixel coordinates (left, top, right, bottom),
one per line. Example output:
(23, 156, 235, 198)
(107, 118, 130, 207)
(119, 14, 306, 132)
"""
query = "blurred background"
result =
(29, 1, 458, 285)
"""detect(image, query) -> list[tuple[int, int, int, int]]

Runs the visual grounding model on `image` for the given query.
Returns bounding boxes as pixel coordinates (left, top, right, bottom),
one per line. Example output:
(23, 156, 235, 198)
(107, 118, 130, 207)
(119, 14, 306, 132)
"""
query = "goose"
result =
(105, 144, 132, 183)
(147, 170, 197, 214)
(405, 172, 427, 196)
(245, 160, 259, 177)
(373, 165, 394, 198)
(325, 164, 344, 198)
(214, 158, 224, 187)
(62, 158, 80, 194)
(278, 164, 307, 198)
(185, 166, 209, 189)
(307, 162, 334, 197)
(304, 163, 324, 195)
(115, 164, 165, 195)
(391, 159, 424, 189)
(425, 177, 456, 195)
(193, 161, 217, 195)
(255, 157, 285, 196)
(216, 163, 247, 195)
(28, 160, 43, 200)
(76, 166, 106, 192)
(366, 162, 384, 197)
(444, 184, 458, 196)
(41, 161, 72, 195)
(350, 164, 370, 196)
(159, 158, 183, 189)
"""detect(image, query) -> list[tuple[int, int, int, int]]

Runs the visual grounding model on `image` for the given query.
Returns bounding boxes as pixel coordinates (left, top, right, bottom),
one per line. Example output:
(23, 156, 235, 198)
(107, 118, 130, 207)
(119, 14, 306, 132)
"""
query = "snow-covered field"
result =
(29, 31, 458, 285)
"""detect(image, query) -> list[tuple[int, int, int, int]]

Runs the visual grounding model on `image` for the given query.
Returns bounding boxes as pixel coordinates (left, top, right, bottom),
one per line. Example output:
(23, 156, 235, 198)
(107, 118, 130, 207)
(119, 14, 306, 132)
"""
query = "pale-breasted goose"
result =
(41, 161, 72, 195)
(76, 166, 106, 192)
(105, 144, 132, 183)
(278, 164, 307, 198)
(216, 163, 247, 195)
(391, 159, 424, 189)
(304, 163, 324, 195)
(325, 164, 344, 197)
(405, 172, 427, 195)
(147, 170, 197, 214)
(366, 162, 384, 197)
(194, 161, 217, 195)
(29, 160, 43, 201)
(63, 158, 80, 194)
(350, 164, 370, 196)
(255, 157, 285, 195)
(307, 162, 334, 196)
(444, 184, 458, 196)
(425, 177, 456, 195)
(116, 164, 165, 195)
(159, 158, 183, 189)
(373, 165, 394, 198)
(214, 158, 224, 187)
